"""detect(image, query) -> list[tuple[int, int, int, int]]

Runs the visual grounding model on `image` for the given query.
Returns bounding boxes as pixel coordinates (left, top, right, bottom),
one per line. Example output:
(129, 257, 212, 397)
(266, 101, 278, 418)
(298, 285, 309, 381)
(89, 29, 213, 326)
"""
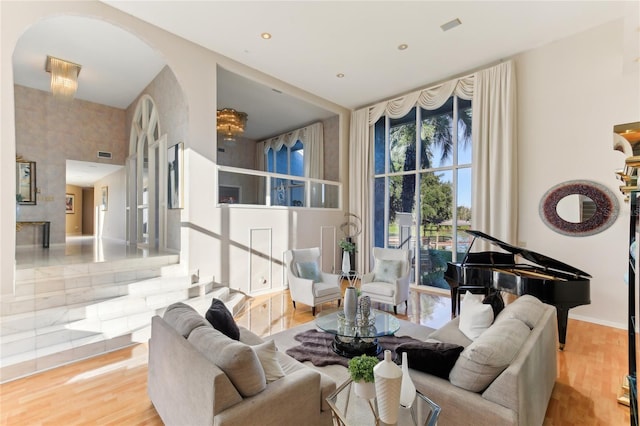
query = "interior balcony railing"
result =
(217, 165, 341, 209)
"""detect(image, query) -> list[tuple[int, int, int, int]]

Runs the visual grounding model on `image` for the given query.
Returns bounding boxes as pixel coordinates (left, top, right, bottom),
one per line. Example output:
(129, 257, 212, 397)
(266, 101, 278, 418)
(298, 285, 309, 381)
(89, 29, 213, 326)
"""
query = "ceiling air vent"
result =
(97, 151, 112, 159)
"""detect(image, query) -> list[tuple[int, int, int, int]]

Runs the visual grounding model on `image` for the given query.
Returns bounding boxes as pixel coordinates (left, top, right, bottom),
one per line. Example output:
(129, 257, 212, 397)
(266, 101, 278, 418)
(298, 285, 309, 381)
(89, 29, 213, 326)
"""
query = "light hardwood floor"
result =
(0, 288, 632, 425)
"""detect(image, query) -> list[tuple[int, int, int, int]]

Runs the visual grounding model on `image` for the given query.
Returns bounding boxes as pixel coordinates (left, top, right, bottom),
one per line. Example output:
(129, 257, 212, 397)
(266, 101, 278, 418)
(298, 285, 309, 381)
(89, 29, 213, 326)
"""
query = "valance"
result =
(261, 122, 323, 153)
(368, 75, 474, 124)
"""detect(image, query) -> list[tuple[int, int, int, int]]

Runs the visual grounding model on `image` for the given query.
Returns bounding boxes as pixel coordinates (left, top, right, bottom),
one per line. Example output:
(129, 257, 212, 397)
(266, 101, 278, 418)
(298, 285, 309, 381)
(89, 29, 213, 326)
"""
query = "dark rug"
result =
(285, 329, 422, 367)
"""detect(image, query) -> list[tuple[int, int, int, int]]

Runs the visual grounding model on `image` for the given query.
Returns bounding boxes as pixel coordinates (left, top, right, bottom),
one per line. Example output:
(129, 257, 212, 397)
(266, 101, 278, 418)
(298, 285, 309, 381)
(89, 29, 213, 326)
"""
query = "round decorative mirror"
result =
(539, 180, 619, 236)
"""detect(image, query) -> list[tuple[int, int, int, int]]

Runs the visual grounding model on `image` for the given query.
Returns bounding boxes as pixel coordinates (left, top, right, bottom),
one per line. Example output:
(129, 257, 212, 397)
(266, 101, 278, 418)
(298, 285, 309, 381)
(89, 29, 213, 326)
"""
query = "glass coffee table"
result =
(315, 309, 400, 357)
(326, 379, 441, 426)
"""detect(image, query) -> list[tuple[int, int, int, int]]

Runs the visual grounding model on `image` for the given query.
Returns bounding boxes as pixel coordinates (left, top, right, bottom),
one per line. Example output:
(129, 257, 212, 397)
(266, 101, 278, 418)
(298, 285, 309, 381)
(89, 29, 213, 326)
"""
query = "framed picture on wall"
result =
(168, 142, 184, 209)
(65, 193, 74, 214)
(101, 186, 108, 211)
(16, 158, 36, 205)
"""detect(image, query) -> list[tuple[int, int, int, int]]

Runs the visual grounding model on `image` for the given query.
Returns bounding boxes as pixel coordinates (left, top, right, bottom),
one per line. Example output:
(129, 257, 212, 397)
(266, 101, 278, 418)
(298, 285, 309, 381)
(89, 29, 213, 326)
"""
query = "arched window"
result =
(128, 95, 166, 248)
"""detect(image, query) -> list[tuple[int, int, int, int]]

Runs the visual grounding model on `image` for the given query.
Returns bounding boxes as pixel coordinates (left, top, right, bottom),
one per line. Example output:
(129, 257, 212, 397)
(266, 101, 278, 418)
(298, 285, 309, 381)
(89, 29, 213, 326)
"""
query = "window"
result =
(373, 96, 472, 289)
(266, 140, 305, 206)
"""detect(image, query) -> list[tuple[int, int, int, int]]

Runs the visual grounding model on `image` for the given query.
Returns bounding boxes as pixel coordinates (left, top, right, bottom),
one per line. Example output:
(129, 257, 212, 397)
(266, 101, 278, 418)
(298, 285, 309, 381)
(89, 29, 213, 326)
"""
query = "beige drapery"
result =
(259, 122, 324, 179)
(349, 60, 517, 272)
(471, 61, 518, 250)
(256, 122, 324, 205)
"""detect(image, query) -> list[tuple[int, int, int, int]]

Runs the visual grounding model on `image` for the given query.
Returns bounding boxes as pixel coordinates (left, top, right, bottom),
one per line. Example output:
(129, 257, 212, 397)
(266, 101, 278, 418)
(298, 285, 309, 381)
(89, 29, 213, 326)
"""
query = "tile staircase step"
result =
(3, 258, 184, 316)
(0, 279, 244, 383)
(14, 254, 180, 285)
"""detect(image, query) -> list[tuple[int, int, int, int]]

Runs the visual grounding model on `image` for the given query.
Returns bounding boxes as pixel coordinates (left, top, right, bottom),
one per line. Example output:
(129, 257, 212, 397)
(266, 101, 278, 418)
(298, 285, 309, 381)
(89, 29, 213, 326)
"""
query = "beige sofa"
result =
(407, 294, 558, 426)
(268, 295, 557, 426)
(147, 303, 335, 426)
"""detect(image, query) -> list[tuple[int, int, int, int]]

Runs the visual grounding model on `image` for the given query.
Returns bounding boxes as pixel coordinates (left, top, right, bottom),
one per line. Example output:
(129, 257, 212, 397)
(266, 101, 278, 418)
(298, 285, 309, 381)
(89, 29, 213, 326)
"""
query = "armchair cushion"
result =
(314, 281, 342, 298)
(360, 282, 395, 298)
(205, 298, 240, 340)
(373, 259, 403, 283)
(296, 261, 322, 282)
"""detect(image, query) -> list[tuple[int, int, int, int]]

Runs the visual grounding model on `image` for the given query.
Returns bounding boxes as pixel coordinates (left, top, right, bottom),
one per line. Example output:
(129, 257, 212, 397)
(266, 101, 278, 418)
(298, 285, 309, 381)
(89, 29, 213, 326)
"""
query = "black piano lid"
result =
(463, 230, 592, 278)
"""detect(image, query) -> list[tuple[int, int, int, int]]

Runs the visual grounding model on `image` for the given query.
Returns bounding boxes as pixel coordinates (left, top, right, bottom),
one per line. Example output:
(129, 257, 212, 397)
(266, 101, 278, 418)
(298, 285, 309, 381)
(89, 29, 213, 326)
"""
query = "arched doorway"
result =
(128, 94, 167, 249)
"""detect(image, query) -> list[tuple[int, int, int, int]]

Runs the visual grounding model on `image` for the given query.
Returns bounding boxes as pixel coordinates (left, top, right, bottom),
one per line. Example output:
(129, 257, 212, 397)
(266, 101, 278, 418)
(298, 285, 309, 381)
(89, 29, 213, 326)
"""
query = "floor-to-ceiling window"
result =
(373, 96, 472, 289)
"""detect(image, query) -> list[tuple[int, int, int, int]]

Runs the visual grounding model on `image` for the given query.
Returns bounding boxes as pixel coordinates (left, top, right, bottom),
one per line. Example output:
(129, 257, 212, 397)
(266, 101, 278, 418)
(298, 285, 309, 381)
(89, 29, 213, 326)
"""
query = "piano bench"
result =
(456, 286, 490, 315)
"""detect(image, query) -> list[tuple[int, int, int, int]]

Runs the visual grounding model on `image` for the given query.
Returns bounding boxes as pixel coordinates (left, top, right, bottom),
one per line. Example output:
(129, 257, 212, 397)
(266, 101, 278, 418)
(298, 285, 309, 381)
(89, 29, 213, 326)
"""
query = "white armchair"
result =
(284, 247, 342, 316)
(360, 247, 411, 315)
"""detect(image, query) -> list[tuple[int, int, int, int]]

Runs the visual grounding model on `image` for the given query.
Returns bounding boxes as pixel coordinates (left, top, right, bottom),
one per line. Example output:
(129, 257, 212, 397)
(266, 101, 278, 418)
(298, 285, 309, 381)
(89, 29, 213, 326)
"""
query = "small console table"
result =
(326, 379, 441, 426)
(16, 221, 50, 248)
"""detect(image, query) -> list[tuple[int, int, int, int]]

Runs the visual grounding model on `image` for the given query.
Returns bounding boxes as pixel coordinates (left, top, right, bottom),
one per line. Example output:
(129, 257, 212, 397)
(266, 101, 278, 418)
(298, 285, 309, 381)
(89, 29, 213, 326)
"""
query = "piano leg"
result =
(557, 307, 569, 350)
(450, 287, 458, 318)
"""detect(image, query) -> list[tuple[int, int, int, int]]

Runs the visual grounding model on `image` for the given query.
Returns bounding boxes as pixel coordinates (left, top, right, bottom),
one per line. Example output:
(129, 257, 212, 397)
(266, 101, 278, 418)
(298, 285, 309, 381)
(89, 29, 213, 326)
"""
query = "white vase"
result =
(343, 286, 358, 322)
(399, 351, 416, 408)
(373, 350, 402, 424)
(342, 251, 351, 275)
(353, 380, 376, 400)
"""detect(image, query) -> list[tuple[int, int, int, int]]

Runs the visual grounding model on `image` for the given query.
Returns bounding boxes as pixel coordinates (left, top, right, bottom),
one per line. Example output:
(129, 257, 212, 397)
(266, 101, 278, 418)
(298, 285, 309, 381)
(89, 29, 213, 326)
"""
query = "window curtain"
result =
(349, 60, 517, 271)
(256, 142, 266, 204)
(260, 122, 324, 179)
(259, 122, 324, 206)
(471, 61, 518, 249)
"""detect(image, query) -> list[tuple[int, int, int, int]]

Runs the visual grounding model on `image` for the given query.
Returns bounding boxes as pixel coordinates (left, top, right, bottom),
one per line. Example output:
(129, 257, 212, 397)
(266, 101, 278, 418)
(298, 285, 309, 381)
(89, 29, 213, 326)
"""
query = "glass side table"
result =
(326, 379, 440, 426)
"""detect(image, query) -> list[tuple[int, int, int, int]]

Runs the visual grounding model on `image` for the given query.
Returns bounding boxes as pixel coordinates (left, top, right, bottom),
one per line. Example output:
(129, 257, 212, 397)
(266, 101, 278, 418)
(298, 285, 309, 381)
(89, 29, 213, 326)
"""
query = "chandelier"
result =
(45, 56, 81, 101)
(217, 108, 248, 143)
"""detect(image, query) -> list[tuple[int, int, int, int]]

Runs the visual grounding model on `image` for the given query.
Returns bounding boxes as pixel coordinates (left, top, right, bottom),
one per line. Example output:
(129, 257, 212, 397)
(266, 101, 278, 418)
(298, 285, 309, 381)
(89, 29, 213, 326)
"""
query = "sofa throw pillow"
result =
(373, 259, 403, 284)
(482, 291, 505, 319)
(253, 340, 285, 383)
(296, 261, 321, 282)
(458, 292, 494, 340)
(205, 298, 240, 340)
(396, 341, 464, 379)
(163, 302, 211, 338)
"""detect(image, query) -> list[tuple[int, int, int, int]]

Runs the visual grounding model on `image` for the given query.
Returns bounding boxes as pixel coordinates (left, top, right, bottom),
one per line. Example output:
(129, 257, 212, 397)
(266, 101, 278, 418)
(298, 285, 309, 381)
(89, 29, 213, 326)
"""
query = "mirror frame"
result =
(16, 158, 36, 205)
(539, 180, 618, 237)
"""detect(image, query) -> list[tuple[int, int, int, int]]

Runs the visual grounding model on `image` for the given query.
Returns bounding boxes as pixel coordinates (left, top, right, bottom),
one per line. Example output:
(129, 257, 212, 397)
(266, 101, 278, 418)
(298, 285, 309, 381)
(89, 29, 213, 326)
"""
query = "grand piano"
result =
(445, 230, 591, 350)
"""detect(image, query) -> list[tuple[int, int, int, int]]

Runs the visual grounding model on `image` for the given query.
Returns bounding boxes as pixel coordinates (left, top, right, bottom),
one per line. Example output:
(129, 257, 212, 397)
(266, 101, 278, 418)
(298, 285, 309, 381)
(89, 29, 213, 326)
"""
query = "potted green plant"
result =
(348, 354, 378, 399)
(338, 238, 356, 254)
(339, 238, 357, 275)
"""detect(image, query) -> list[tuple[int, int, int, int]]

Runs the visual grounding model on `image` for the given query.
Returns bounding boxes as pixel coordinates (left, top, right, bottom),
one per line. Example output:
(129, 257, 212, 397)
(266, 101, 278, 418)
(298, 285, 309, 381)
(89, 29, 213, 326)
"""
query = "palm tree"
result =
(390, 104, 472, 215)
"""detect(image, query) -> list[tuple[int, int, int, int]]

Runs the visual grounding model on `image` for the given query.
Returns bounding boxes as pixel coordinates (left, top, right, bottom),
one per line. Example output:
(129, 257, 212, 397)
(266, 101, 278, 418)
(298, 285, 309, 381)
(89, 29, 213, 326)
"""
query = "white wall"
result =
(515, 19, 639, 329)
(0, 1, 350, 296)
(94, 168, 126, 241)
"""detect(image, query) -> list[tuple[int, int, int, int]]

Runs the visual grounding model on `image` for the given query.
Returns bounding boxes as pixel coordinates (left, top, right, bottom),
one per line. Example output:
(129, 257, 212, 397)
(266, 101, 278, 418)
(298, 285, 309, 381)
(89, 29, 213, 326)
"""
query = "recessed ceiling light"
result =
(441, 18, 462, 32)
(336, 73, 345, 78)
(398, 44, 408, 51)
(261, 32, 272, 40)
